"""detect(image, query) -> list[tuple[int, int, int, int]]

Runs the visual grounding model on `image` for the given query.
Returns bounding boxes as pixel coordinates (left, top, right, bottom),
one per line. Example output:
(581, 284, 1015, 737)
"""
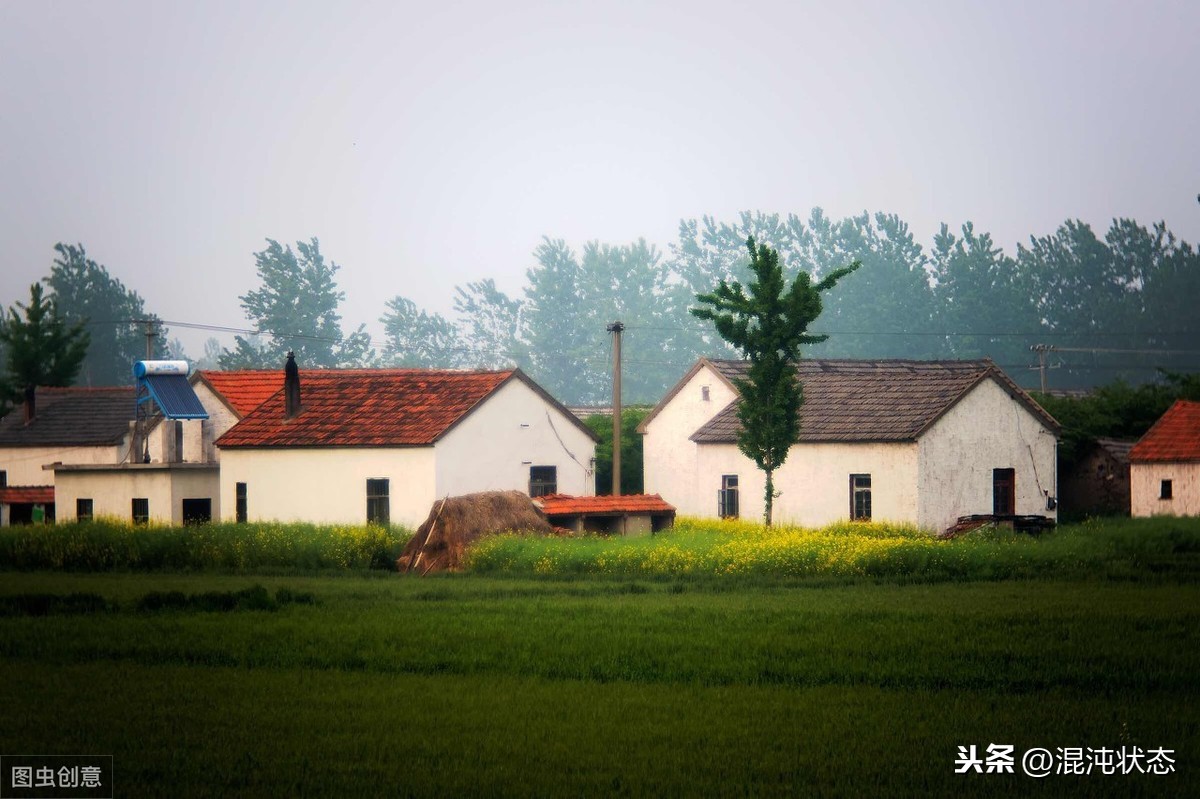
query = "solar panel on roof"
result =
(144, 374, 208, 420)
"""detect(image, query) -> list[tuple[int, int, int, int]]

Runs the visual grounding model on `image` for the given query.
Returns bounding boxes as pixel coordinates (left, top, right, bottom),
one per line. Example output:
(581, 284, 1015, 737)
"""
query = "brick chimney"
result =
(284, 352, 301, 419)
(22, 386, 35, 425)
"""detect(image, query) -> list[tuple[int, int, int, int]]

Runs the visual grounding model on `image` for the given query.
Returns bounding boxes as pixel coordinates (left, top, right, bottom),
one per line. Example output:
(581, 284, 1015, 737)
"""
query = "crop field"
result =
(1, 517, 1198, 796)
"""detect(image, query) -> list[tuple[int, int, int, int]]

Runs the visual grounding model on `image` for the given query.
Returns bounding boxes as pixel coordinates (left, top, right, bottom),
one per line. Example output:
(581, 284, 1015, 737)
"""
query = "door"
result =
(993, 468, 1015, 516)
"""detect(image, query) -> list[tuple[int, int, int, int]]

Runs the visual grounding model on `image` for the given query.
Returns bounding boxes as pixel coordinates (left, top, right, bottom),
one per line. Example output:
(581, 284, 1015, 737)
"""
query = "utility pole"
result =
(1030, 343, 1053, 393)
(144, 319, 158, 359)
(607, 320, 624, 496)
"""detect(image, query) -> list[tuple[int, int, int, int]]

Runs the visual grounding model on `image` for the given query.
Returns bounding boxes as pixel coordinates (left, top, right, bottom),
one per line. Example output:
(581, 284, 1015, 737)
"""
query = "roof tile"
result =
(1130, 400, 1200, 462)
(0, 387, 133, 447)
(534, 494, 676, 515)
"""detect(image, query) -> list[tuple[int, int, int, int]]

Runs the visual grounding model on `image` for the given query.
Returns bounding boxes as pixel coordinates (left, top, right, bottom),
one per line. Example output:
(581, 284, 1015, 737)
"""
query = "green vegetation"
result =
(585, 407, 651, 495)
(0, 519, 409, 572)
(1, 517, 1197, 795)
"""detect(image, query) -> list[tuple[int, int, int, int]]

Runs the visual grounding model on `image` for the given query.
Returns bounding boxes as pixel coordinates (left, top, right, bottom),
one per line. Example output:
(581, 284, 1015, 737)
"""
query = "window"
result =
(132, 498, 149, 525)
(366, 479, 390, 525)
(1161, 480, 1173, 500)
(718, 475, 740, 519)
(76, 498, 93, 522)
(850, 474, 872, 521)
(529, 466, 557, 497)
(993, 468, 1015, 516)
(701, 385, 710, 401)
(235, 482, 248, 523)
(182, 498, 212, 524)
(0, 470, 6, 487)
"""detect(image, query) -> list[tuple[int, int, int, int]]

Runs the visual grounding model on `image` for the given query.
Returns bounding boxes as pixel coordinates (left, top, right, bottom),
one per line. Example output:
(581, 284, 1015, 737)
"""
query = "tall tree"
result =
(692, 238, 858, 526)
(46, 243, 161, 385)
(0, 283, 90, 410)
(452, 279, 522, 369)
(380, 297, 466, 367)
(221, 238, 372, 369)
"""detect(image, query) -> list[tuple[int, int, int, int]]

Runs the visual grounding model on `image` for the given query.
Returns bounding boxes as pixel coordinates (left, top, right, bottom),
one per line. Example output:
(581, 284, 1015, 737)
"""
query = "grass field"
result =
(1, 518, 1198, 796)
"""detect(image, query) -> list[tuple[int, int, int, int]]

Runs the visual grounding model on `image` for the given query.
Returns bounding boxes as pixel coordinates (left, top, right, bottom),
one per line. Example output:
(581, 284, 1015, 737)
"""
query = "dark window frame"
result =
(1161, 479, 1173, 500)
(0, 470, 7, 487)
(76, 498, 93, 522)
(235, 482, 248, 524)
(132, 497, 149, 525)
(529, 466, 557, 498)
(993, 468, 1016, 516)
(366, 478, 390, 526)
(181, 498, 212, 525)
(850, 474, 872, 521)
(718, 474, 740, 519)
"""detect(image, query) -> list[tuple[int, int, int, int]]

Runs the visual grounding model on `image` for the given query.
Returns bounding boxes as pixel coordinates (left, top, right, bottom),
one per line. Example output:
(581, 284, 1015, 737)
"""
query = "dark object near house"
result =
(533, 494, 676, 536)
(939, 514, 1057, 539)
(397, 491, 553, 574)
(1059, 438, 1134, 519)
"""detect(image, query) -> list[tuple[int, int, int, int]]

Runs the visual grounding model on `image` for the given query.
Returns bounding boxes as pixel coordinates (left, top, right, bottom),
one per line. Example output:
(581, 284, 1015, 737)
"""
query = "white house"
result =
(48, 368, 285, 526)
(1130, 399, 1200, 517)
(638, 358, 1060, 533)
(214, 362, 598, 527)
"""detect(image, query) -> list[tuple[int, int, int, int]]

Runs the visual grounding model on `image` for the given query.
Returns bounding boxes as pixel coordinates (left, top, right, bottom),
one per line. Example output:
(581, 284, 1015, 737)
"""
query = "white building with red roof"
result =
(214, 359, 597, 527)
(1130, 400, 1200, 517)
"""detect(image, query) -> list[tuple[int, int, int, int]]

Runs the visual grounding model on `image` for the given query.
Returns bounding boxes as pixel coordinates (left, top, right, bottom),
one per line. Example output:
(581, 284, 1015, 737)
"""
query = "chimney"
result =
(284, 352, 301, 419)
(22, 386, 35, 425)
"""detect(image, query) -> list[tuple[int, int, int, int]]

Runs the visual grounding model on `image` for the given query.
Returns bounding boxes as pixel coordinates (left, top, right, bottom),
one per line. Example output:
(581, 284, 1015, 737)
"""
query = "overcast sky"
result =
(2, 0, 1197, 355)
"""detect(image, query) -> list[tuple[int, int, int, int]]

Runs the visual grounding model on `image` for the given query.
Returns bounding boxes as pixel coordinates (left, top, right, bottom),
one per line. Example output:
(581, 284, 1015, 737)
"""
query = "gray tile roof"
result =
(692, 359, 1058, 443)
(0, 387, 133, 447)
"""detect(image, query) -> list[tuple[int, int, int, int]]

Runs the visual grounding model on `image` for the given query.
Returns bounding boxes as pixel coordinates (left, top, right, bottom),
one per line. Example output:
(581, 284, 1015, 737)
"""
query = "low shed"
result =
(534, 494, 676, 536)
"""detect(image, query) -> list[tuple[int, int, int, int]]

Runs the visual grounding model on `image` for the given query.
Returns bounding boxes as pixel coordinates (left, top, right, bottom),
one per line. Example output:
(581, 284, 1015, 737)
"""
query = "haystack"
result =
(397, 490, 553, 574)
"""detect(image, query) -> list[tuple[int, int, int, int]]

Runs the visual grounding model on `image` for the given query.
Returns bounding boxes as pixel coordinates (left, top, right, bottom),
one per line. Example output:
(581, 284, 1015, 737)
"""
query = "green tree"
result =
(46, 243, 162, 385)
(452, 279, 522, 369)
(585, 408, 650, 496)
(380, 297, 465, 367)
(0, 283, 90, 410)
(221, 238, 372, 369)
(692, 238, 858, 526)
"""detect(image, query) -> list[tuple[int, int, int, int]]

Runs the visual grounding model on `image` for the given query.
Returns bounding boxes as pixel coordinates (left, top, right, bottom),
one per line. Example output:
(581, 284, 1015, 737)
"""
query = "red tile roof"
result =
(215, 369, 518, 448)
(196, 370, 287, 417)
(0, 486, 55, 504)
(534, 494, 676, 516)
(1130, 400, 1200, 463)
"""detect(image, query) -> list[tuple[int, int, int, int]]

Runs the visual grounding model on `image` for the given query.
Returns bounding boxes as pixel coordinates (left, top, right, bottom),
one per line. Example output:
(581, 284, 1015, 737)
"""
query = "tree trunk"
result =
(764, 468, 774, 528)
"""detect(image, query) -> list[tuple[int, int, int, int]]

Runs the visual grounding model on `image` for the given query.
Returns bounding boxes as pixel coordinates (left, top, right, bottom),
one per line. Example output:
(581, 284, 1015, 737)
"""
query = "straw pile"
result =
(397, 490, 553, 574)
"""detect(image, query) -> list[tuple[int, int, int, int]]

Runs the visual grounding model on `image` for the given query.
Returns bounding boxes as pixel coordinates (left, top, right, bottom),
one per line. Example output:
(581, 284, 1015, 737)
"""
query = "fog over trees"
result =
(4, 209, 1198, 406)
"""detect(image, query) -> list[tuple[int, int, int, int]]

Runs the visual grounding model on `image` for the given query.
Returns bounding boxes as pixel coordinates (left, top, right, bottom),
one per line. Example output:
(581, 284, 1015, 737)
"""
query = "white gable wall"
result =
(434, 378, 596, 497)
(1, 443, 125, 487)
(1131, 463, 1200, 517)
(641, 364, 738, 515)
(695, 441, 919, 526)
(917, 377, 1058, 532)
(218, 447, 437, 527)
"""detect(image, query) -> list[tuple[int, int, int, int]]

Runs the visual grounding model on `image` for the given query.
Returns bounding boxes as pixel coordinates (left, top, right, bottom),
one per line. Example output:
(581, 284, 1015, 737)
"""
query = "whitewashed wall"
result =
(55, 465, 219, 524)
(641, 364, 737, 515)
(694, 441, 919, 526)
(434, 378, 596, 497)
(1132, 463, 1200, 517)
(0, 443, 125, 487)
(218, 447, 437, 527)
(917, 378, 1058, 533)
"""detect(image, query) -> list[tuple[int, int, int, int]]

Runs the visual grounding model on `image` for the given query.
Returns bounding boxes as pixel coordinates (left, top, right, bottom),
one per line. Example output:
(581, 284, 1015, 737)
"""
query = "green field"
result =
(1, 519, 1198, 796)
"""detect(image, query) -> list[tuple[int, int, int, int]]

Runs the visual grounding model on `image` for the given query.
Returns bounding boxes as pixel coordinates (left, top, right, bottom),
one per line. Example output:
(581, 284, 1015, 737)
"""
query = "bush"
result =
(0, 520, 412, 572)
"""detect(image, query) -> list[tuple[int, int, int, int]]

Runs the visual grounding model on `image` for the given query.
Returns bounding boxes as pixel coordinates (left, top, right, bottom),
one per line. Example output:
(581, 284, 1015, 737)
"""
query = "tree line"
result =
(3, 209, 1199, 411)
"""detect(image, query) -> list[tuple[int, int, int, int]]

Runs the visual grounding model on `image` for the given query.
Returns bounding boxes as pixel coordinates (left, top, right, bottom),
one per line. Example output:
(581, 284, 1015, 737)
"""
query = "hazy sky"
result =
(2, 0, 1197, 355)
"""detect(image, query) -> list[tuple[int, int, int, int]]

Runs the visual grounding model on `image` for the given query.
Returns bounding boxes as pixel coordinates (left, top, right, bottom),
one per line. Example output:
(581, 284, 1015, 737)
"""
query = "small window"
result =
(182, 498, 212, 524)
(701, 385, 710, 401)
(1161, 480, 1173, 500)
(0, 470, 7, 487)
(367, 478, 390, 525)
(850, 474, 872, 521)
(132, 498, 149, 525)
(529, 466, 557, 497)
(993, 468, 1015, 516)
(76, 498, 93, 522)
(718, 474, 739, 519)
(235, 482, 248, 524)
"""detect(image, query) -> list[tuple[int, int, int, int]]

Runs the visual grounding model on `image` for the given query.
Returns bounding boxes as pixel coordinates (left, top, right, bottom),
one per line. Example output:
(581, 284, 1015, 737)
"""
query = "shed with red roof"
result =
(1130, 400, 1200, 517)
(533, 493, 676, 535)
